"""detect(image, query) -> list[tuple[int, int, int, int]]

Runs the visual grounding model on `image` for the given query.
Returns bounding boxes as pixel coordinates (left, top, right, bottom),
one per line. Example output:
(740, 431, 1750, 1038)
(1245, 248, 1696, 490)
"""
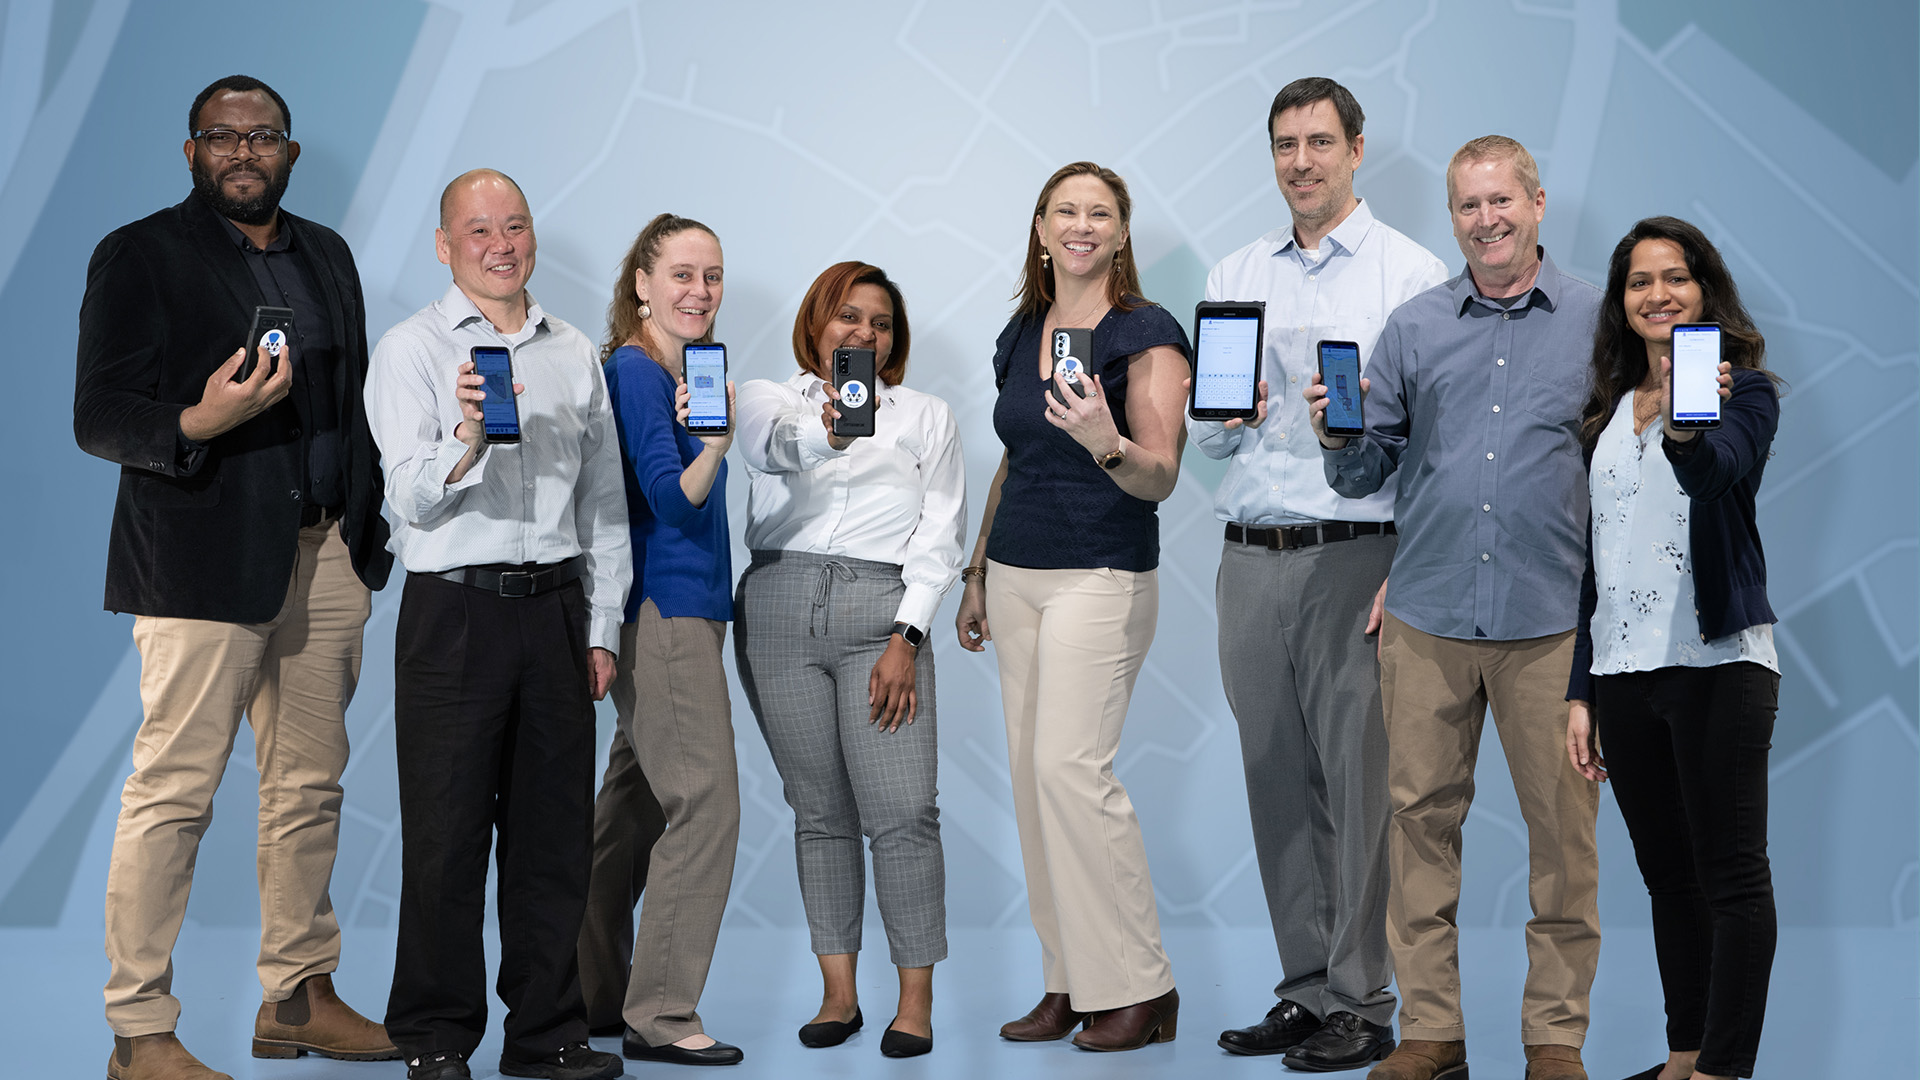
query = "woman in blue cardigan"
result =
(1565, 216, 1784, 1080)
(583, 213, 745, 1066)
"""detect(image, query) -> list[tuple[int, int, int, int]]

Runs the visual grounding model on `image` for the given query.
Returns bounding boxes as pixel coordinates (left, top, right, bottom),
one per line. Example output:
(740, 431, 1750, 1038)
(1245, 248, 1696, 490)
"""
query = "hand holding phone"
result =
(682, 343, 731, 437)
(1315, 340, 1366, 439)
(832, 347, 877, 438)
(467, 346, 522, 444)
(1049, 328, 1093, 400)
(1667, 323, 1723, 431)
(236, 306, 296, 382)
(1188, 302, 1265, 421)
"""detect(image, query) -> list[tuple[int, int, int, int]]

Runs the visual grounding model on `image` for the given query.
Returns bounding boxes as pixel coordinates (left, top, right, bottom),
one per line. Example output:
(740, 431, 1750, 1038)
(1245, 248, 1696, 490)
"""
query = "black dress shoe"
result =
(499, 1042, 622, 1079)
(1282, 1011, 1395, 1072)
(1218, 999, 1320, 1056)
(406, 1050, 472, 1080)
(798, 1007, 863, 1048)
(621, 1028, 745, 1065)
(879, 1018, 932, 1058)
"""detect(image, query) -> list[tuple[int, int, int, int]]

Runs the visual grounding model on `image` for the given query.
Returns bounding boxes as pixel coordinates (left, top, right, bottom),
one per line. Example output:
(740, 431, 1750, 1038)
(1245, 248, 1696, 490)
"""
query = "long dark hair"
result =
(1013, 161, 1145, 319)
(1581, 215, 1780, 450)
(602, 213, 720, 365)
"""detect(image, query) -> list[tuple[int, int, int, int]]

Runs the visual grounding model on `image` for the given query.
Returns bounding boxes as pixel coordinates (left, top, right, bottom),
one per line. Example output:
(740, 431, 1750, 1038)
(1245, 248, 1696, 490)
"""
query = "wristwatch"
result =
(1097, 445, 1127, 470)
(891, 622, 925, 649)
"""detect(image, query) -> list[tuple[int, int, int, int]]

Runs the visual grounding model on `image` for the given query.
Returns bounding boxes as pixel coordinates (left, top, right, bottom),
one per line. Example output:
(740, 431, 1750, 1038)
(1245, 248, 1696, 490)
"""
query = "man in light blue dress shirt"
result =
(365, 169, 629, 1080)
(1309, 137, 1602, 1080)
(1192, 77, 1446, 1074)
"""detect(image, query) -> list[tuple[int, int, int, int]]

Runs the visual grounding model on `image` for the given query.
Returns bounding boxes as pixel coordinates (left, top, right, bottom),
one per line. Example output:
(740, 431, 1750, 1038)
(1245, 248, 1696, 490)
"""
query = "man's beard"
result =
(191, 157, 290, 226)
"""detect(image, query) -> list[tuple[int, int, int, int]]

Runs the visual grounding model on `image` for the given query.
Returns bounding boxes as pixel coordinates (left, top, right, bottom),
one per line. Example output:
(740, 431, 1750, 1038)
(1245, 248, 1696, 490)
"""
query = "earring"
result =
(1039, 250, 1050, 266)
(638, 303, 652, 319)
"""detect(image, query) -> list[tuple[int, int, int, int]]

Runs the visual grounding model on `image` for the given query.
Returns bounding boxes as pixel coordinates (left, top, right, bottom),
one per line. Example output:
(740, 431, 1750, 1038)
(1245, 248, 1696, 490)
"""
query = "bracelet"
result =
(960, 565, 987, 582)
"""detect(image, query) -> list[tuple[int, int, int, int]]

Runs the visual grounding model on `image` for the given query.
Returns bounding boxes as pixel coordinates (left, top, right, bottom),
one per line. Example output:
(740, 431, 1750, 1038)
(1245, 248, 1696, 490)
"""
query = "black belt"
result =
(1225, 521, 1395, 551)
(429, 556, 583, 598)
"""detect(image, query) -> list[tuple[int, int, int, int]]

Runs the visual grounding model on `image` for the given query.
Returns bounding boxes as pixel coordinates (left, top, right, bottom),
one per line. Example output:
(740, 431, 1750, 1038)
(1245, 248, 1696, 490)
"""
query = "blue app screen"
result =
(1320, 343, 1363, 431)
(685, 346, 727, 429)
(474, 349, 518, 436)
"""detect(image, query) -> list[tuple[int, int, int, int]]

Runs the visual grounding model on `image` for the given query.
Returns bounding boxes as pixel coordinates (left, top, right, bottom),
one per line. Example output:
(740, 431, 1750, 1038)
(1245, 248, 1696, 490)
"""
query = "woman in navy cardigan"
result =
(1565, 217, 1784, 1080)
(581, 213, 746, 1066)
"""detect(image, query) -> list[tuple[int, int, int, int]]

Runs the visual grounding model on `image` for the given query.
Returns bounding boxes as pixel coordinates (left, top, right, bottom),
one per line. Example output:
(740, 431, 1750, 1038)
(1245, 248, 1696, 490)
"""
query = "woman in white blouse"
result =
(1565, 217, 1783, 1080)
(733, 261, 966, 1059)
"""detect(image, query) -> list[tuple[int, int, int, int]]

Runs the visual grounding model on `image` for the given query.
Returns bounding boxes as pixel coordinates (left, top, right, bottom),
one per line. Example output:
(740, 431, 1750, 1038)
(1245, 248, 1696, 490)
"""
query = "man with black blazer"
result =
(74, 75, 396, 1080)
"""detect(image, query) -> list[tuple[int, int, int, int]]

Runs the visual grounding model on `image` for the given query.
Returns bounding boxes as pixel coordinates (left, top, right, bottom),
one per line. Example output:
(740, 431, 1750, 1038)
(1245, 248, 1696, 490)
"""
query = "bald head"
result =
(439, 168, 527, 231)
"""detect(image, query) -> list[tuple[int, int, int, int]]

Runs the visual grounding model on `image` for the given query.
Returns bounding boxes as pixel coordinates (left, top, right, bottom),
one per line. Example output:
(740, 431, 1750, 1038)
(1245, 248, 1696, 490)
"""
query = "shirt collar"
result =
(1449, 245, 1564, 316)
(435, 281, 549, 339)
(1271, 197, 1376, 262)
(216, 211, 292, 253)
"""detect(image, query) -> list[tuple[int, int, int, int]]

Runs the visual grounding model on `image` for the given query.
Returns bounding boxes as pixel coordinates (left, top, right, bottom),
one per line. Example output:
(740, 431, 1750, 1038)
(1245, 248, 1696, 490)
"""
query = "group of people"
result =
(72, 71, 1783, 1080)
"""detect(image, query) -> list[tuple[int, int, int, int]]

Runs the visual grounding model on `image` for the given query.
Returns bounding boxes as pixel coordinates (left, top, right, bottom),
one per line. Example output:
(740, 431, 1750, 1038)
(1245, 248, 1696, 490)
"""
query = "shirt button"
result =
(1278, 431, 1287, 439)
(1482, 553, 1491, 561)
(1496, 358, 1506, 366)
(1491, 405, 1501, 413)
(1502, 312, 1510, 320)
(1297, 325, 1306, 333)
(1486, 452, 1495, 460)
(1308, 274, 1317, 281)
(1290, 376, 1298, 383)
(1483, 503, 1491, 511)
(1270, 484, 1280, 492)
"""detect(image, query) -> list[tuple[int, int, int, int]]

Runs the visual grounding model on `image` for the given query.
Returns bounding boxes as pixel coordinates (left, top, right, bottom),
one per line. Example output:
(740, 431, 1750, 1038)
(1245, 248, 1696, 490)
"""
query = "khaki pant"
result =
(986, 560, 1173, 1012)
(1378, 613, 1599, 1047)
(104, 521, 370, 1036)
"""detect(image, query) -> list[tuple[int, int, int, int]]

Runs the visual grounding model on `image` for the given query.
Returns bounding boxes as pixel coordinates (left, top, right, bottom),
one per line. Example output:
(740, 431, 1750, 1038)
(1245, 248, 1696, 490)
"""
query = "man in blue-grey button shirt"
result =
(1307, 136, 1601, 1080)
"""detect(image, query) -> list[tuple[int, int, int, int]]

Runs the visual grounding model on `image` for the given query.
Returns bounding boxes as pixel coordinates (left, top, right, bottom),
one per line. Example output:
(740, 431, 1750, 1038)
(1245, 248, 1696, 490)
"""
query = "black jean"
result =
(384, 572, 597, 1061)
(1594, 661, 1779, 1079)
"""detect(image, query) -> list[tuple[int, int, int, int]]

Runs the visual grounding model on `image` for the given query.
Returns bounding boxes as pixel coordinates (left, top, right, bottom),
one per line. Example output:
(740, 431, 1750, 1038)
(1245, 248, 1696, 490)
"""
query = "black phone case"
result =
(832, 347, 877, 438)
(1187, 301, 1265, 420)
(236, 306, 296, 382)
(1049, 327, 1093, 401)
(684, 344, 730, 436)
(1316, 339, 1365, 438)
(1668, 322, 1723, 430)
(471, 346, 521, 444)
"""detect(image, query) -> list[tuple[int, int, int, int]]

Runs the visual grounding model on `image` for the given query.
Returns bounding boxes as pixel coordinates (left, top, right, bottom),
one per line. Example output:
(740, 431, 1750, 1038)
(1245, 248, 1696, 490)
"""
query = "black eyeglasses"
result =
(192, 128, 289, 157)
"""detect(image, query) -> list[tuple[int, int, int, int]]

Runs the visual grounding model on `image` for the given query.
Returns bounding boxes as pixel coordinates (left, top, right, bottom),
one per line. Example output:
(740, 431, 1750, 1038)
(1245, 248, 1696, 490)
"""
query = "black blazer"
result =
(74, 192, 391, 622)
(1568, 367, 1779, 701)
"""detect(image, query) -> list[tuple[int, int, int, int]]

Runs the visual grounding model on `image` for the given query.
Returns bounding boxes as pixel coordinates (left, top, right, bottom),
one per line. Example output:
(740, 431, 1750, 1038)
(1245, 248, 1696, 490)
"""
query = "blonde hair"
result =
(1446, 135, 1540, 200)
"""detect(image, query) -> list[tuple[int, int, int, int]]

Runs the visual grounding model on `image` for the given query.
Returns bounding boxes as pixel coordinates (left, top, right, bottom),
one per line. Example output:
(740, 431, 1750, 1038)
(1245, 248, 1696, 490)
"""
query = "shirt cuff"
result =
(796, 421, 849, 468)
(444, 436, 489, 489)
(589, 612, 622, 654)
(893, 583, 944, 633)
(1322, 439, 1365, 461)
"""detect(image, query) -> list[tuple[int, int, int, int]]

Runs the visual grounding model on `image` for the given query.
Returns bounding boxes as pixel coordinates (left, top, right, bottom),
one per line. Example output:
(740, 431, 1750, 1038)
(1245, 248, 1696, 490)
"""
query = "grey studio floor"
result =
(3, 923, 1910, 1080)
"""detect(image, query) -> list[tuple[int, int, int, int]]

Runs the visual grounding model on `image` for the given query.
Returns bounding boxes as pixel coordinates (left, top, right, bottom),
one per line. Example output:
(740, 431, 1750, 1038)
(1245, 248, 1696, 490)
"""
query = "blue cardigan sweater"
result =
(605, 345, 732, 623)
(1568, 366, 1779, 701)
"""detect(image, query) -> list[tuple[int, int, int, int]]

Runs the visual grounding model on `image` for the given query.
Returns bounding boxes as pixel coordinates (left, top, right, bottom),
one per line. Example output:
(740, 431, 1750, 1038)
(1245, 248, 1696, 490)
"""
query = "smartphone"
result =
(1669, 323, 1723, 429)
(1316, 339, 1365, 439)
(235, 305, 296, 382)
(832, 346, 876, 438)
(1049, 327, 1092, 400)
(683, 343, 729, 435)
(1188, 301, 1265, 420)
(470, 345, 521, 443)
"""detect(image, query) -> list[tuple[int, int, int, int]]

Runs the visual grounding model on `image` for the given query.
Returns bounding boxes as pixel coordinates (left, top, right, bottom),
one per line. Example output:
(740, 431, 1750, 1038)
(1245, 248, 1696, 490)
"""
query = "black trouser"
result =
(1595, 661, 1779, 1079)
(385, 572, 596, 1061)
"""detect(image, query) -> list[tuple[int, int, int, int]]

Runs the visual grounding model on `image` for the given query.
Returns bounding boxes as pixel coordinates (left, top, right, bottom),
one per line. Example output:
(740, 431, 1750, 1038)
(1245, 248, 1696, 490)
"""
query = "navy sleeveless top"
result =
(985, 300, 1190, 572)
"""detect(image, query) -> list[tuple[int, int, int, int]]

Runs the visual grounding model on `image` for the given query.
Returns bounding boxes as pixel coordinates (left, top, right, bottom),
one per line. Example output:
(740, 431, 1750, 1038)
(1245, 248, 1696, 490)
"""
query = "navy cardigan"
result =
(1568, 366, 1780, 701)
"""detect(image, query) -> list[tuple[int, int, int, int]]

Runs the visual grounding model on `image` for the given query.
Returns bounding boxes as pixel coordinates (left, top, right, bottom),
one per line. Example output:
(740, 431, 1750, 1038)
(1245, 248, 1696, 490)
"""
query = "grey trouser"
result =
(1217, 532, 1396, 1026)
(735, 550, 946, 968)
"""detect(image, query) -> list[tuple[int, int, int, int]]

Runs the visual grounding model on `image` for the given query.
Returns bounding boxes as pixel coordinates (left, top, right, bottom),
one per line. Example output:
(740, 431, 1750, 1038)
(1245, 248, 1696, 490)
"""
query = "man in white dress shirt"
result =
(364, 169, 629, 1080)
(1191, 78, 1446, 1073)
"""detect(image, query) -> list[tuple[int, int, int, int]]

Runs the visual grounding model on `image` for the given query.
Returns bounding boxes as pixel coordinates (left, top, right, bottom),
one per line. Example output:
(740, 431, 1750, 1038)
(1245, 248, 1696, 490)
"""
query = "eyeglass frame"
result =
(191, 128, 291, 157)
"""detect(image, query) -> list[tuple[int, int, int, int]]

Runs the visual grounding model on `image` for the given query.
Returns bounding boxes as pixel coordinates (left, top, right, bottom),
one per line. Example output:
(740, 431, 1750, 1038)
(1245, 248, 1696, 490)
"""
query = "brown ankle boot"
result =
(1524, 1043, 1589, 1080)
(1369, 1038, 1468, 1079)
(252, 973, 400, 1060)
(1070, 987, 1178, 1052)
(106, 1033, 233, 1080)
(998, 992, 1089, 1041)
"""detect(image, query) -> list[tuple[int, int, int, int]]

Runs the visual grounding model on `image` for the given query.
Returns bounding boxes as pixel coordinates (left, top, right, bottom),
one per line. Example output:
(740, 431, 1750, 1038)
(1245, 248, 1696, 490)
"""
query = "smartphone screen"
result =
(471, 346, 521, 443)
(1317, 340, 1365, 438)
(1191, 312, 1261, 417)
(684, 343, 729, 434)
(1669, 323, 1722, 428)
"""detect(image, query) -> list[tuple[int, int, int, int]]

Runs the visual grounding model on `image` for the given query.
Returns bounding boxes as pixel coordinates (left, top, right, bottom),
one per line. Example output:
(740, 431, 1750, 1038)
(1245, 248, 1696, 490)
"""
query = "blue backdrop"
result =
(1, 0, 1913, 955)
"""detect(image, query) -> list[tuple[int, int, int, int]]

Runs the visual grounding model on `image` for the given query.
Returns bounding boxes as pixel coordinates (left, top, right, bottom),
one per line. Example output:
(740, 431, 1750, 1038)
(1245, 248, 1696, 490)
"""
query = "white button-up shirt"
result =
(1189, 199, 1446, 525)
(736, 371, 967, 632)
(365, 284, 631, 652)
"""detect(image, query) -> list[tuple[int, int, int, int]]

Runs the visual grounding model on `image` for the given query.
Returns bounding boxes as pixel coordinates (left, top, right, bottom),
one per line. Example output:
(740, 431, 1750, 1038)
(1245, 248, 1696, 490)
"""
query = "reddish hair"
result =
(790, 261, 912, 386)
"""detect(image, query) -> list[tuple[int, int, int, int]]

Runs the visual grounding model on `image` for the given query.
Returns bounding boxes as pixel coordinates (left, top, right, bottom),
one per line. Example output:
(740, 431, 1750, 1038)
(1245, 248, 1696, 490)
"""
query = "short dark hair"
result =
(1266, 77, 1363, 144)
(189, 75, 291, 134)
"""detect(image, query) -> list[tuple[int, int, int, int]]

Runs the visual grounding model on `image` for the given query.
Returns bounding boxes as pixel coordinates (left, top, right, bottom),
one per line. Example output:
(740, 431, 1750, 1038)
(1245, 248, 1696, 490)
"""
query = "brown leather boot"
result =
(998, 992, 1090, 1041)
(1369, 1038, 1468, 1079)
(252, 973, 400, 1060)
(106, 1033, 233, 1080)
(1524, 1043, 1589, 1079)
(1070, 987, 1178, 1052)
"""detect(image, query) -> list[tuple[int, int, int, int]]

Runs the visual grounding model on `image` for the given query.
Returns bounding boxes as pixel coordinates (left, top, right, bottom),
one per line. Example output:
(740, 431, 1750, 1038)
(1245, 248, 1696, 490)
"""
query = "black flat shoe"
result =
(879, 1018, 932, 1058)
(1217, 998, 1319, 1056)
(1281, 1011, 1395, 1072)
(620, 1028, 744, 1066)
(798, 1007, 863, 1048)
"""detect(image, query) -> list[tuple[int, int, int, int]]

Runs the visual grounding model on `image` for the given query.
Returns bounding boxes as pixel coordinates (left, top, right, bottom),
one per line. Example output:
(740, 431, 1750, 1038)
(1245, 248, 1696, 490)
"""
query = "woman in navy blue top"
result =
(1565, 217, 1784, 1080)
(580, 213, 745, 1066)
(954, 162, 1191, 1052)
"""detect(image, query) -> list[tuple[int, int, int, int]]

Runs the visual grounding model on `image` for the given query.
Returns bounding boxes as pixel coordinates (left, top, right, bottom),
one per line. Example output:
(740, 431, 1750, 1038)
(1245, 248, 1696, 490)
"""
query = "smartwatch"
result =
(891, 622, 925, 649)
